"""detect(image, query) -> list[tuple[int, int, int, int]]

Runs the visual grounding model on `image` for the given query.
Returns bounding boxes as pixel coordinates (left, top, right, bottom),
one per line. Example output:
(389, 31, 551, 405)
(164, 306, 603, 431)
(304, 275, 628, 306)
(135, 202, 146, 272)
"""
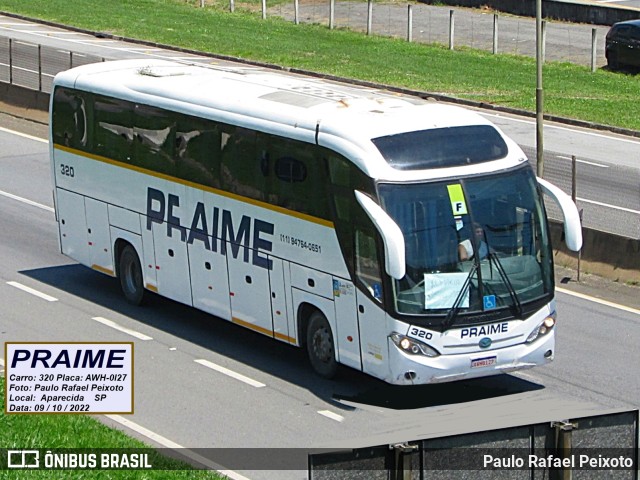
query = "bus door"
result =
(227, 244, 274, 337)
(269, 257, 291, 343)
(333, 278, 362, 370)
(354, 229, 388, 379)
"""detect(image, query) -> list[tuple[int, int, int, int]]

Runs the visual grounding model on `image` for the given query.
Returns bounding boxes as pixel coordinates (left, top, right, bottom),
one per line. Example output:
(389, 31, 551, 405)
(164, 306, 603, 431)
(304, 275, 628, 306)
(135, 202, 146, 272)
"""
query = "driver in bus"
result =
(458, 223, 490, 261)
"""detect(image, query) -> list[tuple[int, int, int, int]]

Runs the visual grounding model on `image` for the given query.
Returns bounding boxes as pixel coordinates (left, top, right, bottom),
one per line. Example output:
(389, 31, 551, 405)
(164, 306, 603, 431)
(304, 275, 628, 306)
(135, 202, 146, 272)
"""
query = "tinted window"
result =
(94, 95, 133, 163)
(52, 87, 87, 149)
(372, 125, 509, 170)
(258, 134, 329, 218)
(176, 116, 221, 188)
(132, 104, 176, 176)
(275, 157, 307, 183)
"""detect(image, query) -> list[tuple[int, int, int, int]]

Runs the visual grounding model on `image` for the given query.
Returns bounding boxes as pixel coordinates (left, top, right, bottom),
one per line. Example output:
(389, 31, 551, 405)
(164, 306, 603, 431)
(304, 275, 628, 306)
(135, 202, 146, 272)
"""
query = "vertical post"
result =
(294, 0, 299, 24)
(8, 38, 12, 84)
(553, 421, 577, 480)
(449, 10, 455, 50)
(541, 19, 547, 64)
(262, 0, 266, 19)
(200, 0, 205, 7)
(591, 28, 597, 72)
(571, 155, 582, 282)
(38, 44, 42, 92)
(329, 0, 335, 29)
(492, 13, 498, 54)
(367, 0, 373, 36)
(536, 0, 544, 177)
(230, 0, 235, 13)
(407, 5, 413, 42)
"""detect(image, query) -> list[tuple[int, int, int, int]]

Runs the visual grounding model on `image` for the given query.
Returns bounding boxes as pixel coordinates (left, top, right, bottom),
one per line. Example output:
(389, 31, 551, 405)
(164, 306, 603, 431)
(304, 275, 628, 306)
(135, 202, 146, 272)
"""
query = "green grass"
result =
(0, 0, 638, 130)
(0, 381, 225, 479)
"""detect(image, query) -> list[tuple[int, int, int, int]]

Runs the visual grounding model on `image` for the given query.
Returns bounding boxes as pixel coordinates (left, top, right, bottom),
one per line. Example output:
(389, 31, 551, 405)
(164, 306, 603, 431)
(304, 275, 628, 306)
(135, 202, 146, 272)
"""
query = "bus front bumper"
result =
(386, 332, 554, 385)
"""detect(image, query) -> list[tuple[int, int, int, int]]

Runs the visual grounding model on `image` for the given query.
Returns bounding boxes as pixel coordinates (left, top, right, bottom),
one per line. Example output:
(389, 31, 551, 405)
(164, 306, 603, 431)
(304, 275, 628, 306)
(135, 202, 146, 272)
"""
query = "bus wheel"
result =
(306, 311, 337, 379)
(118, 244, 145, 306)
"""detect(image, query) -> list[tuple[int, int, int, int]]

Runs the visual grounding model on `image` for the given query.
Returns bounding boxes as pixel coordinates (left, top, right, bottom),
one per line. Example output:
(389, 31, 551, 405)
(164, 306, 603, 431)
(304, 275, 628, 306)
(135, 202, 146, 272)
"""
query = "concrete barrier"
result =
(551, 221, 640, 283)
(418, 0, 640, 26)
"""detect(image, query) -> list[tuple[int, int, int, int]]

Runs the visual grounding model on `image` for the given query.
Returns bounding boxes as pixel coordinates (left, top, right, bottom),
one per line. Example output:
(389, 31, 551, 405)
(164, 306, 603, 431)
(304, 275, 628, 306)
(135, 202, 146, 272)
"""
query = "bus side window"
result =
(176, 116, 221, 188)
(220, 125, 263, 201)
(355, 229, 383, 303)
(260, 134, 330, 219)
(52, 87, 87, 149)
(327, 154, 377, 277)
(133, 104, 176, 177)
(93, 95, 133, 164)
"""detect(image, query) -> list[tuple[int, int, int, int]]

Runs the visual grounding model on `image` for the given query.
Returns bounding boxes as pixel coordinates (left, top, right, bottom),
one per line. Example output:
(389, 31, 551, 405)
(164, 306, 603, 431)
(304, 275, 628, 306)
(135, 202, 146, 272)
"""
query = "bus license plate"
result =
(471, 356, 497, 368)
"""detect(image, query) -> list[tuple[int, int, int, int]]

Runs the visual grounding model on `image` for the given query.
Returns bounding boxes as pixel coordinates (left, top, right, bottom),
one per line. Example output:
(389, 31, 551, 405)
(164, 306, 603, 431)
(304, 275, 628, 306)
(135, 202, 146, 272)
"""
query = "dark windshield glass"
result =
(372, 125, 508, 170)
(378, 167, 553, 318)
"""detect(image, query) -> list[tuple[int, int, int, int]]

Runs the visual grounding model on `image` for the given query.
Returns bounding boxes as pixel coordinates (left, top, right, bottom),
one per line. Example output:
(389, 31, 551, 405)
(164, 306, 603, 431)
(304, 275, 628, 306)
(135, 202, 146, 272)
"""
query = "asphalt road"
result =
(0, 115, 639, 479)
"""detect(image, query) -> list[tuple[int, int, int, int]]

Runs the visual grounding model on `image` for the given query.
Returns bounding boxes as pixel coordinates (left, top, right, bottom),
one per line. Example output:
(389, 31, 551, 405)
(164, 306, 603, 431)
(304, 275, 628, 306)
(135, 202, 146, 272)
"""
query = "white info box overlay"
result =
(5, 342, 133, 414)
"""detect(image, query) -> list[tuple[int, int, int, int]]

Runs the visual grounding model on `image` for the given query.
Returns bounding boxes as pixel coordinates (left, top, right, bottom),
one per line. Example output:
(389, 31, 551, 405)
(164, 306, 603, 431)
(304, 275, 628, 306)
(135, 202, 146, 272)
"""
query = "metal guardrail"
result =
(238, 1, 610, 69)
(0, 37, 103, 94)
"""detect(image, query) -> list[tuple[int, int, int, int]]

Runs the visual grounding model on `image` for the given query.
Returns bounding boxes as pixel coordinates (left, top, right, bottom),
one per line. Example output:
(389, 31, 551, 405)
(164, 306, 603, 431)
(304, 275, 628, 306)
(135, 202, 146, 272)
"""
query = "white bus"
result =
(50, 59, 582, 385)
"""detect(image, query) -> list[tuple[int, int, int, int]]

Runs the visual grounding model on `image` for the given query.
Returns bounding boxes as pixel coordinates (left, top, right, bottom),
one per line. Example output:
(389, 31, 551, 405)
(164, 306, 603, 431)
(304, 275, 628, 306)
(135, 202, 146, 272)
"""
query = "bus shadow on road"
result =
(332, 372, 544, 411)
(21, 264, 544, 410)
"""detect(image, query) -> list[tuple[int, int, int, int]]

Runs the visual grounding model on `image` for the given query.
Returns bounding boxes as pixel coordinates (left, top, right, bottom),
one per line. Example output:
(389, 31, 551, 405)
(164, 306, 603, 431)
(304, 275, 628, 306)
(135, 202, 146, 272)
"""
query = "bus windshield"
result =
(378, 166, 553, 319)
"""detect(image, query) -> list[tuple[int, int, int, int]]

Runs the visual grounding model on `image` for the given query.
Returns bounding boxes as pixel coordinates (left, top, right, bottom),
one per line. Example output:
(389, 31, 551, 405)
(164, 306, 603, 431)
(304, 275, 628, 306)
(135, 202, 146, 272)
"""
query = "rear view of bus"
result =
(49, 59, 582, 385)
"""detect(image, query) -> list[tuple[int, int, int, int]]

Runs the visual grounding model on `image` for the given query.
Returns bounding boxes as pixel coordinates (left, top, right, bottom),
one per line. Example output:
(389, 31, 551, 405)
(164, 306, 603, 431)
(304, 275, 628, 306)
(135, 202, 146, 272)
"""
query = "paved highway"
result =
(0, 113, 639, 479)
(0, 12, 639, 479)
(0, 13, 639, 238)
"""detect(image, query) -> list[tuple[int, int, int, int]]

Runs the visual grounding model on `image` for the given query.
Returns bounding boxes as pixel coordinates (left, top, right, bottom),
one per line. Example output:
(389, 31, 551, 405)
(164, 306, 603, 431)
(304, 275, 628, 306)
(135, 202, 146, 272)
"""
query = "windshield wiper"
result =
(442, 262, 477, 330)
(487, 252, 523, 317)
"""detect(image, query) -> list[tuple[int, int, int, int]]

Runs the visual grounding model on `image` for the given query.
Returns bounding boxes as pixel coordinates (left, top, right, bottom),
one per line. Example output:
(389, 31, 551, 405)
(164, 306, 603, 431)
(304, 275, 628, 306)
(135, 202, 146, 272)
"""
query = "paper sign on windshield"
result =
(424, 272, 469, 309)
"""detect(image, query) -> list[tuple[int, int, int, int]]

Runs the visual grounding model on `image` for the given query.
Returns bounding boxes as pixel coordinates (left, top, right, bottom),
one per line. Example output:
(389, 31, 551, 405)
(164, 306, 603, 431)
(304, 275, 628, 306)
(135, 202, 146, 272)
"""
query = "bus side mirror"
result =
(354, 191, 406, 280)
(537, 177, 583, 252)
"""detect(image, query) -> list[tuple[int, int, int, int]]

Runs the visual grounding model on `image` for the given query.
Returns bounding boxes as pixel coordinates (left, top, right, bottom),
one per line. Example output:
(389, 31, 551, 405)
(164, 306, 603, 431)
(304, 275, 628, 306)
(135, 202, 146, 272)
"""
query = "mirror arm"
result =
(537, 177, 583, 252)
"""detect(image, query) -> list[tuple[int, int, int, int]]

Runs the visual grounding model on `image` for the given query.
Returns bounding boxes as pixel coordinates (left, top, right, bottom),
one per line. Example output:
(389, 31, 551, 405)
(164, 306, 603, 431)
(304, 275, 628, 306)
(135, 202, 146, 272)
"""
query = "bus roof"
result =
(52, 59, 527, 181)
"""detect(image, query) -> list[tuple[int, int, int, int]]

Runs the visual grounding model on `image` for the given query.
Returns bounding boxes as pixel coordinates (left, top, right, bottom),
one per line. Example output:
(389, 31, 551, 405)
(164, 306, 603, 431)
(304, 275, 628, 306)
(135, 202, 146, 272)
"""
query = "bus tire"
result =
(118, 244, 145, 306)
(306, 311, 337, 379)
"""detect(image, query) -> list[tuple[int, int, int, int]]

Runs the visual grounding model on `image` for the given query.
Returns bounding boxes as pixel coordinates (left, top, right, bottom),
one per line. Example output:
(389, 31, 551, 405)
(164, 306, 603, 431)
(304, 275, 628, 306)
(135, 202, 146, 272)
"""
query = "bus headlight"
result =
(525, 315, 556, 344)
(390, 333, 440, 357)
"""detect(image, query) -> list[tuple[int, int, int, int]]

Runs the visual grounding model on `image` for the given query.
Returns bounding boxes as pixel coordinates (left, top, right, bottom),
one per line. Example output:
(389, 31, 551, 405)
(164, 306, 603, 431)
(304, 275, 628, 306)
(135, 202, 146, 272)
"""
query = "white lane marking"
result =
(317, 410, 344, 422)
(113, 47, 164, 52)
(576, 197, 640, 215)
(557, 287, 640, 316)
(0, 24, 193, 62)
(194, 359, 266, 388)
(105, 414, 251, 480)
(92, 317, 153, 341)
(0, 126, 47, 143)
(557, 155, 609, 168)
(482, 112, 640, 146)
(7, 281, 58, 302)
(0, 189, 54, 213)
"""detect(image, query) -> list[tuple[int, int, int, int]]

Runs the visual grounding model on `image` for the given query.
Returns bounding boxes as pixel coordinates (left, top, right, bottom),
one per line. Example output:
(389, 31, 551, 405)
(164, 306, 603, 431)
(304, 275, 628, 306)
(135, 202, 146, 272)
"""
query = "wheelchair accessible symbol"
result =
(483, 295, 496, 310)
